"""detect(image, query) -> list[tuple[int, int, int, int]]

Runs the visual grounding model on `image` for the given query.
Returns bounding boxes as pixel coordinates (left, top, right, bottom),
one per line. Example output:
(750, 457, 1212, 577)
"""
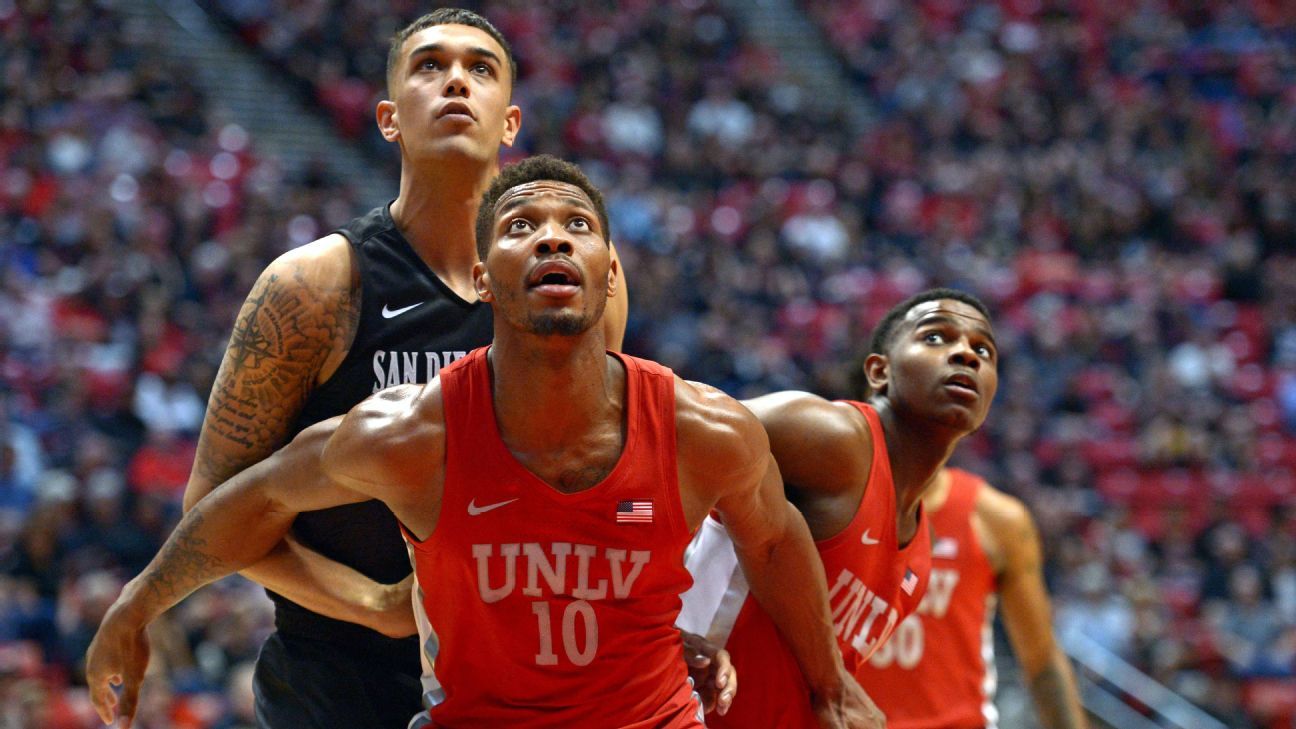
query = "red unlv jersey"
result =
(857, 468, 999, 728)
(679, 401, 931, 728)
(402, 347, 703, 728)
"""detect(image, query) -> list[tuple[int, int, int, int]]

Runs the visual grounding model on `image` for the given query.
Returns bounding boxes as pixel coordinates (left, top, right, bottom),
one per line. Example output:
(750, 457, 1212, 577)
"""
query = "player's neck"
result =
(391, 159, 497, 290)
(872, 400, 963, 520)
(920, 468, 953, 514)
(487, 330, 619, 449)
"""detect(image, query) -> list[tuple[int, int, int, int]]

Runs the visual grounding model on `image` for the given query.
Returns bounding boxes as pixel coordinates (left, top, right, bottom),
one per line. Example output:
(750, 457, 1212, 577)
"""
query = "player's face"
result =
(870, 300, 999, 432)
(474, 181, 617, 337)
(379, 24, 521, 163)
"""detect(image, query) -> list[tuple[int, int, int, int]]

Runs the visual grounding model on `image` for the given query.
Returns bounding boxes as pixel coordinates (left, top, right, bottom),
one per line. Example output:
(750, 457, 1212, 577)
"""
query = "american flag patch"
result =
(932, 537, 959, 560)
(901, 568, 919, 595)
(616, 500, 653, 523)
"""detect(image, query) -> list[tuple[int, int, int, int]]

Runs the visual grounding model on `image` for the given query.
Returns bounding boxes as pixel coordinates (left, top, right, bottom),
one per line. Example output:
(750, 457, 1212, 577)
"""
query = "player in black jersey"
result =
(177, 10, 632, 729)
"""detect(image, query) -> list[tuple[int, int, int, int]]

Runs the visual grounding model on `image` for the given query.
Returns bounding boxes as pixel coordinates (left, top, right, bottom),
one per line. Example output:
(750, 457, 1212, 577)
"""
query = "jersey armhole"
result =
(313, 233, 370, 392)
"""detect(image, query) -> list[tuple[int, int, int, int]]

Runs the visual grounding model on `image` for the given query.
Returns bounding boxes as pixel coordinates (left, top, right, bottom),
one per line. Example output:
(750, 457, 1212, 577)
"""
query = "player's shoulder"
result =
(258, 232, 357, 297)
(746, 391, 869, 434)
(972, 480, 1039, 570)
(347, 381, 444, 442)
(673, 377, 768, 476)
(742, 391, 874, 477)
(974, 480, 1034, 533)
(323, 381, 445, 490)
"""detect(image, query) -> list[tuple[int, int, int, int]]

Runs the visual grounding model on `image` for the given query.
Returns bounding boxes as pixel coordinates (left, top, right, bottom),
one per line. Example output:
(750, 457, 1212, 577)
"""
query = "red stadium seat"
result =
(1095, 468, 1141, 502)
(1090, 401, 1137, 433)
(1244, 680, 1296, 725)
(1082, 437, 1140, 471)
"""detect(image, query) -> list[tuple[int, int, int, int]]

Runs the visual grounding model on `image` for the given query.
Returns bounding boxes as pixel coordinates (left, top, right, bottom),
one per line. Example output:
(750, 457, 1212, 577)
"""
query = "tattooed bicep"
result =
(194, 252, 359, 486)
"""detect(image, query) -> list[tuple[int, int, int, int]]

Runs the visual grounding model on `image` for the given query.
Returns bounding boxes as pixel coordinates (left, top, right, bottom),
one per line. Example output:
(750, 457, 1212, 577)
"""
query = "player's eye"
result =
(508, 219, 531, 232)
(569, 217, 590, 230)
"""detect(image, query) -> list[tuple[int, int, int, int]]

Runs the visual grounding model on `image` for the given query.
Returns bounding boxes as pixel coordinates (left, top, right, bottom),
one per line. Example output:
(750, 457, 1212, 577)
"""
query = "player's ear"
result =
(473, 261, 494, 302)
(501, 105, 522, 147)
(864, 353, 889, 396)
(377, 99, 400, 142)
(605, 243, 619, 299)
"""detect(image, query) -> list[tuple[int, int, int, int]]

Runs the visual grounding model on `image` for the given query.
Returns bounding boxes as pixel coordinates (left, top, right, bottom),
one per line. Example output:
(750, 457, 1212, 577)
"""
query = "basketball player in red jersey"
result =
(681, 288, 1000, 728)
(86, 156, 875, 729)
(178, 11, 635, 727)
(858, 467, 1087, 729)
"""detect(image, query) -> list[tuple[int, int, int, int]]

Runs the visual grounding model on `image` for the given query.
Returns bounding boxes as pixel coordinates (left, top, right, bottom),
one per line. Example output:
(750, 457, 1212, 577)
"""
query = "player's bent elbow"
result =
(180, 480, 209, 514)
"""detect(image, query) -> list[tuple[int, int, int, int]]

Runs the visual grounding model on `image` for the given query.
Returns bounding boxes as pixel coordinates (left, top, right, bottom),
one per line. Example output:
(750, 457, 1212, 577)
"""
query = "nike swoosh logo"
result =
(861, 529, 880, 546)
(382, 302, 426, 319)
(467, 498, 519, 516)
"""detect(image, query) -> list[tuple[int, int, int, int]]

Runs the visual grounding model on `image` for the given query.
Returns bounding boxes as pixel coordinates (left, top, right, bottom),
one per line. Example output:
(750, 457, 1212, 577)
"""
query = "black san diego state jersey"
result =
(271, 203, 493, 650)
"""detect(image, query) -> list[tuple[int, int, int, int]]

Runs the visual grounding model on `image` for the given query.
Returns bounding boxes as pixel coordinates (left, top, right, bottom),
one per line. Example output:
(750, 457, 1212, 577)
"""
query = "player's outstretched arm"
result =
(985, 489, 1088, 729)
(678, 382, 884, 729)
(86, 415, 372, 727)
(182, 236, 412, 634)
(88, 384, 436, 727)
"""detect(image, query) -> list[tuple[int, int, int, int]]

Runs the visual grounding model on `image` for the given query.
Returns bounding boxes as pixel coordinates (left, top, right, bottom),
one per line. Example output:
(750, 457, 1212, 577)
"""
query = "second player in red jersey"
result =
(681, 289, 1002, 728)
(682, 401, 931, 727)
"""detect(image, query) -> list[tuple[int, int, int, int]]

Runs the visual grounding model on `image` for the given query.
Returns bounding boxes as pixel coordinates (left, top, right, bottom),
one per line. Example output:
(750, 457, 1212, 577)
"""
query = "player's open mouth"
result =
(437, 101, 476, 121)
(527, 260, 582, 296)
(944, 373, 979, 398)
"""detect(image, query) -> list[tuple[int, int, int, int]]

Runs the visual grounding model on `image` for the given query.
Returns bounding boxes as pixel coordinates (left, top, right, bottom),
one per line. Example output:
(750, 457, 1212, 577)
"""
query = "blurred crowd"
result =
(2, 0, 1294, 727)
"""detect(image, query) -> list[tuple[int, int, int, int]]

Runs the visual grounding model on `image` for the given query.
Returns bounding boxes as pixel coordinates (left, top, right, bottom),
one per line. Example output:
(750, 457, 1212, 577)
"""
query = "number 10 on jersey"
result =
(532, 600, 599, 666)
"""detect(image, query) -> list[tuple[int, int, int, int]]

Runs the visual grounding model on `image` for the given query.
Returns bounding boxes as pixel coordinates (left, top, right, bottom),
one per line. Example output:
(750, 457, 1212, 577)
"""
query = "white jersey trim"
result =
(406, 545, 445, 728)
(678, 516, 749, 646)
(981, 593, 999, 729)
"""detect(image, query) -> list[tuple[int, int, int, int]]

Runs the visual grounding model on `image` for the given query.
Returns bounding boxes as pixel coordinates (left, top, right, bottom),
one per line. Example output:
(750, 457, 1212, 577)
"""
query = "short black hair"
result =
(475, 155, 610, 260)
(851, 287, 992, 398)
(386, 8, 518, 97)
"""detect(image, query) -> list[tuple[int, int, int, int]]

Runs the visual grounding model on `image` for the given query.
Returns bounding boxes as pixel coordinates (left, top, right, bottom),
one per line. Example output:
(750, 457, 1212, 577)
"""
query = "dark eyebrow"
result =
(559, 197, 598, 216)
(495, 195, 599, 222)
(914, 314, 998, 350)
(407, 43, 502, 68)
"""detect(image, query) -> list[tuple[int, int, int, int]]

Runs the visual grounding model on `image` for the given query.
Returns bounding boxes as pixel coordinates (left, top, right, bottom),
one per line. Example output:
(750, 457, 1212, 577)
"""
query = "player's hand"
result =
(680, 629, 736, 715)
(366, 572, 417, 638)
(810, 669, 885, 729)
(85, 603, 151, 728)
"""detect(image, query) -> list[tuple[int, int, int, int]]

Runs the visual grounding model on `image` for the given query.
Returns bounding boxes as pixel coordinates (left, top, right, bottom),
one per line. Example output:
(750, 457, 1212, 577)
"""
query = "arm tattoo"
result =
(227, 284, 279, 371)
(141, 511, 229, 604)
(196, 266, 360, 485)
(1029, 663, 1085, 729)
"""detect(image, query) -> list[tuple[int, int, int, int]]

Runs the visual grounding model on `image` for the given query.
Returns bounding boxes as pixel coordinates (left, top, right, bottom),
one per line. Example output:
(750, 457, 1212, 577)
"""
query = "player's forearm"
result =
(184, 449, 251, 512)
(239, 540, 370, 621)
(188, 416, 408, 632)
(237, 536, 412, 632)
(736, 501, 846, 696)
(116, 472, 294, 626)
(184, 377, 296, 513)
(1027, 652, 1088, 729)
(184, 415, 288, 513)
